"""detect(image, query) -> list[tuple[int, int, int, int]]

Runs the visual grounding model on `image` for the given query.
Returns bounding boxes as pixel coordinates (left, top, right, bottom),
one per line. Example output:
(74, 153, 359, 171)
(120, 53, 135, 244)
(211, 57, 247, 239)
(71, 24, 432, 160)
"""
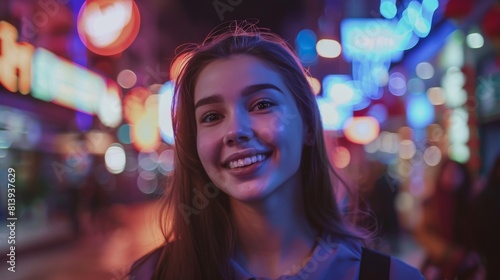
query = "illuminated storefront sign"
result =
(341, 19, 407, 62)
(0, 21, 34, 95)
(0, 21, 122, 127)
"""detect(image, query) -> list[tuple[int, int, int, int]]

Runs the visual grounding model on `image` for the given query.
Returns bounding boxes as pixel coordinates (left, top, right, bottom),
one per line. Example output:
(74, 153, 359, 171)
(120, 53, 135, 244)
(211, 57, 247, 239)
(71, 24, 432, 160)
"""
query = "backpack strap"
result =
(359, 247, 391, 280)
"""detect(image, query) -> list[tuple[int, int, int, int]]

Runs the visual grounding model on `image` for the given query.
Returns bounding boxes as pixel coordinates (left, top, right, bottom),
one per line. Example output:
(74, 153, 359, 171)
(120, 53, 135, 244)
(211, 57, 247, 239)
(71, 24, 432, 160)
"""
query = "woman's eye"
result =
(252, 99, 276, 111)
(201, 113, 223, 123)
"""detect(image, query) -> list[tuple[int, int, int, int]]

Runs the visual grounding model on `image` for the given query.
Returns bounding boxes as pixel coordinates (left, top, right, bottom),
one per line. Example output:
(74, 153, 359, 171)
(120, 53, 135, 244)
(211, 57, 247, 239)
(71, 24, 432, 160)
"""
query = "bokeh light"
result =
(138, 151, 159, 171)
(423, 146, 441, 166)
(333, 146, 351, 168)
(399, 139, 416, 160)
(77, 0, 141, 56)
(117, 124, 132, 144)
(158, 81, 175, 145)
(137, 170, 158, 194)
(407, 93, 434, 129)
(448, 143, 470, 163)
(427, 87, 445, 105)
(170, 52, 191, 82)
(316, 39, 341, 58)
(97, 82, 122, 128)
(379, 132, 400, 153)
(306, 76, 321, 95)
(104, 143, 126, 174)
(343, 116, 380, 145)
(117, 69, 137, 89)
(466, 32, 484, 49)
(389, 72, 407, 96)
(158, 149, 175, 175)
(415, 62, 434, 80)
(395, 191, 414, 212)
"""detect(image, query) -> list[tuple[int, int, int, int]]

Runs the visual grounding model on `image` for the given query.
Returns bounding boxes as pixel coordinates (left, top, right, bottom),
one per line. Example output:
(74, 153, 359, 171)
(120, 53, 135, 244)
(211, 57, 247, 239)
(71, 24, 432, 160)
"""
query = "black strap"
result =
(359, 247, 391, 280)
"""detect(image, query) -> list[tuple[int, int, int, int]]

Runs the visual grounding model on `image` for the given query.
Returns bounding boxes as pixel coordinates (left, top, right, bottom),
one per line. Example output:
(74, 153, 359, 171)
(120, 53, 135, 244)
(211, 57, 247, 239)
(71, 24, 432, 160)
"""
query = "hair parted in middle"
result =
(154, 21, 363, 279)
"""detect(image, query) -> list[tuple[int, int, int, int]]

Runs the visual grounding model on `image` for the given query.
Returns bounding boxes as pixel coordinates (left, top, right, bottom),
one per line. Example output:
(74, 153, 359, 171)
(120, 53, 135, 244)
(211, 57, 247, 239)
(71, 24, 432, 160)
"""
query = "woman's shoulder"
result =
(311, 233, 423, 280)
(389, 256, 424, 280)
(129, 245, 166, 280)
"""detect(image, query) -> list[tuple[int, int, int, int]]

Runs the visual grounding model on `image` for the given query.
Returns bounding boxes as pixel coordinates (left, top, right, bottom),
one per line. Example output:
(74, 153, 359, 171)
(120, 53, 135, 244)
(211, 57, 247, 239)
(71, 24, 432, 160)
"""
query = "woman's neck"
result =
(230, 174, 318, 278)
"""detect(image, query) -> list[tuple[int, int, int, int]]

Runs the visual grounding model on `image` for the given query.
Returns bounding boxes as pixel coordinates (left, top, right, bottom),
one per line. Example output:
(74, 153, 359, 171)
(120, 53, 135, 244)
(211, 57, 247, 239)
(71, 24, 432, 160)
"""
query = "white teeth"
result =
(251, 156, 257, 163)
(227, 154, 268, 169)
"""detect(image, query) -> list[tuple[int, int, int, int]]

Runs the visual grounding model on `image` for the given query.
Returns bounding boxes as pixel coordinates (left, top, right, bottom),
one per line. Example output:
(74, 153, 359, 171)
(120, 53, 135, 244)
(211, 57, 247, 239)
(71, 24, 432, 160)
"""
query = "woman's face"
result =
(194, 55, 307, 202)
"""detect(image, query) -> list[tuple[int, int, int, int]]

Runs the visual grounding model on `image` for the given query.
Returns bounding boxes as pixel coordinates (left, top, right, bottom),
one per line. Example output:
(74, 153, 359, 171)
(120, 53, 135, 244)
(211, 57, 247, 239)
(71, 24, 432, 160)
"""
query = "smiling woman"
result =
(128, 22, 423, 280)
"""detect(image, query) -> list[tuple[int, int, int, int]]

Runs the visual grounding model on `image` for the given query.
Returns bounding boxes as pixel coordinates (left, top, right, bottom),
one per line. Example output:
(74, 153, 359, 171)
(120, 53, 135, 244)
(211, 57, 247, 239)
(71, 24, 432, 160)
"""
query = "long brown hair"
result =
(153, 23, 362, 279)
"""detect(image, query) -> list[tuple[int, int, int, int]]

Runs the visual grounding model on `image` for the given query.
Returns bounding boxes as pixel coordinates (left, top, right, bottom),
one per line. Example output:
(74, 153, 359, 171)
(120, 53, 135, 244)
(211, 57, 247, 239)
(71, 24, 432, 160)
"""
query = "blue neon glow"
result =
(341, 18, 407, 62)
(406, 93, 434, 129)
(422, 0, 439, 13)
(316, 97, 352, 131)
(296, 29, 318, 65)
(380, 0, 397, 19)
(322, 75, 367, 106)
(296, 29, 317, 49)
(75, 111, 93, 131)
(158, 81, 175, 145)
(367, 103, 388, 124)
(117, 124, 132, 144)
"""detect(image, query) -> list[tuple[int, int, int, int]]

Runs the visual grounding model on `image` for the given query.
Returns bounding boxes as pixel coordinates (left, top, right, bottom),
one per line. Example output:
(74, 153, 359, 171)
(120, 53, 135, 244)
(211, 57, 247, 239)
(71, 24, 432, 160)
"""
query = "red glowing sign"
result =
(77, 0, 141, 56)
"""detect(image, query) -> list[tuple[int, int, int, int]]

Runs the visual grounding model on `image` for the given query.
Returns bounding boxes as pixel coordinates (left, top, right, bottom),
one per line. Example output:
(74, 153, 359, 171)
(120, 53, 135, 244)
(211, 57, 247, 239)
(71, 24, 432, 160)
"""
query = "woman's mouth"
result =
(226, 153, 270, 169)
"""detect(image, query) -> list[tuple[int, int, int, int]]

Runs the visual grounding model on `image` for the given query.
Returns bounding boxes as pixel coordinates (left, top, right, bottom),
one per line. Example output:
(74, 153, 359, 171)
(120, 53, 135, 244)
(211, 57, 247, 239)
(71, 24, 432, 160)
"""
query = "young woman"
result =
(129, 24, 423, 279)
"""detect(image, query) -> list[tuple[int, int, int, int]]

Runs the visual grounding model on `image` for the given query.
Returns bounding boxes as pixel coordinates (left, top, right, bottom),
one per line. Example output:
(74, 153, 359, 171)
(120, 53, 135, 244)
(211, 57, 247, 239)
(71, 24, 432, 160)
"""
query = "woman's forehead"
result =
(193, 55, 287, 100)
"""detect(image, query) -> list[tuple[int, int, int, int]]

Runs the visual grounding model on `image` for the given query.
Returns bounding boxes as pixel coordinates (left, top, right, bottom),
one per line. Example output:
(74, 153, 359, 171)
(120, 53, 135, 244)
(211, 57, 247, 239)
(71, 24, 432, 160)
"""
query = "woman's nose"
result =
(223, 112, 253, 145)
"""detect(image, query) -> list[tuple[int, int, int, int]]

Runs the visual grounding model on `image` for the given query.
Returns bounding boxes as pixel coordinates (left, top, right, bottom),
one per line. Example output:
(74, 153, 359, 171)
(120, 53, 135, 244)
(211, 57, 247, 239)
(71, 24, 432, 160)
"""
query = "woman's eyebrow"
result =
(240, 83, 284, 97)
(194, 83, 284, 110)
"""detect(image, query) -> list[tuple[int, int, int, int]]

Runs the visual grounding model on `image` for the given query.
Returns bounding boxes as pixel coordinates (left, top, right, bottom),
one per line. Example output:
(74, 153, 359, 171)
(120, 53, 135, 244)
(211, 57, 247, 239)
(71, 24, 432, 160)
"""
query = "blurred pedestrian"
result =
(474, 155, 500, 280)
(415, 158, 481, 279)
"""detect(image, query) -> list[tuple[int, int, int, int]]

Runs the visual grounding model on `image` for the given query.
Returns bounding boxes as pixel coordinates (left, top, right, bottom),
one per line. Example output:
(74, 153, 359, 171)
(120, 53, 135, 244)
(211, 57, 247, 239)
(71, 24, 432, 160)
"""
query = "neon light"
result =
(316, 39, 341, 58)
(1, 21, 123, 121)
(380, 0, 397, 19)
(322, 75, 363, 105)
(32, 48, 108, 114)
(117, 124, 132, 144)
(388, 72, 407, 96)
(0, 21, 35, 94)
(316, 97, 351, 131)
(306, 76, 321, 95)
(341, 19, 406, 62)
(77, 0, 141, 56)
(296, 29, 317, 49)
(170, 52, 191, 82)
(466, 33, 484, 49)
(406, 93, 434, 129)
(158, 81, 175, 145)
(132, 111, 160, 152)
(296, 29, 318, 65)
(105, 143, 126, 174)
(333, 146, 351, 169)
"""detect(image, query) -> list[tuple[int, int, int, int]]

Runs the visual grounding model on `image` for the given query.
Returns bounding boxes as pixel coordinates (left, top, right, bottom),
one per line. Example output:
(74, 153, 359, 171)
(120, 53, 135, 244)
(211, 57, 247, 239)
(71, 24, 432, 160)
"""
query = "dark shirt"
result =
(129, 231, 423, 279)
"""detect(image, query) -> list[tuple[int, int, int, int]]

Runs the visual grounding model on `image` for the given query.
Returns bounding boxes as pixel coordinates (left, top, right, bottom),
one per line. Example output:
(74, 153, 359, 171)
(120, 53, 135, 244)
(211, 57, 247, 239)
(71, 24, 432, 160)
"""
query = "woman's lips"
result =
(224, 152, 271, 177)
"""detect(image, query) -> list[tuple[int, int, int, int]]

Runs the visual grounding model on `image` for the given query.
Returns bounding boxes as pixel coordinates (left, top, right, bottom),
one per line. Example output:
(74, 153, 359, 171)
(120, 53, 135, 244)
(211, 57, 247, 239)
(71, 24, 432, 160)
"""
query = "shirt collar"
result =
(230, 231, 362, 280)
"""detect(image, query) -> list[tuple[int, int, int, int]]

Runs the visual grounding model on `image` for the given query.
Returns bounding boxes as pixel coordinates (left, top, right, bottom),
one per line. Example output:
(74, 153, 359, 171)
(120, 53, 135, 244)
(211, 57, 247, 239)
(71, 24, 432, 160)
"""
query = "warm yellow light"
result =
(343, 116, 380, 145)
(306, 76, 321, 95)
(0, 21, 34, 95)
(333, 146, 351, 168)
